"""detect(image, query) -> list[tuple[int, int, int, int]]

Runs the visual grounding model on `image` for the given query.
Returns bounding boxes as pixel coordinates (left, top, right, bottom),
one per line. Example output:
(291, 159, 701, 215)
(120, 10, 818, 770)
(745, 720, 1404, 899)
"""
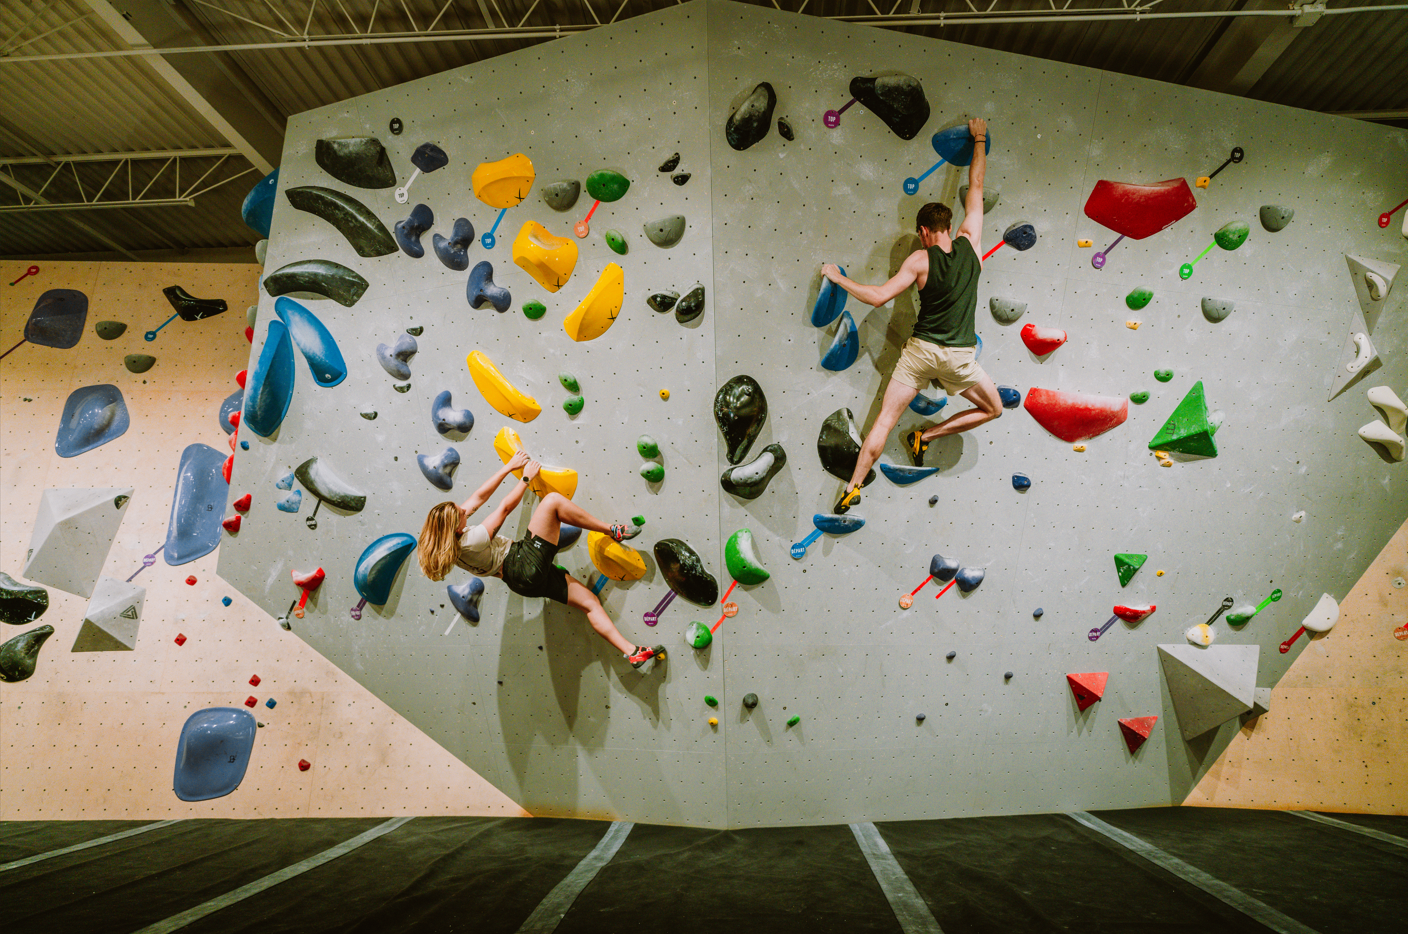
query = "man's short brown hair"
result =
(916, 202, 952, 234)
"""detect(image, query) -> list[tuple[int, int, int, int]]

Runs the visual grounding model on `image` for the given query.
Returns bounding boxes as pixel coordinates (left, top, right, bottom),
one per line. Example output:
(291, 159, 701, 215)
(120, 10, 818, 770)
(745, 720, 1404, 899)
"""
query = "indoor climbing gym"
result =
(2, 1, 1406, 932)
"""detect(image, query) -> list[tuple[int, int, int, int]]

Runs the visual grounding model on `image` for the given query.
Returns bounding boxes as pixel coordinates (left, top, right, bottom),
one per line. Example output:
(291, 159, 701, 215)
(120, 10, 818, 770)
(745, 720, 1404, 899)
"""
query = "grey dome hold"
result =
(1201, 297, 1235, 323)
(958, 185, 1000, 214)
(644, 215, 686, 248)
(742, 693, 759, 709)
(541, 180, 580, 211)
(1259, 205, 1294, 232)
(989, 297, 1027, 324)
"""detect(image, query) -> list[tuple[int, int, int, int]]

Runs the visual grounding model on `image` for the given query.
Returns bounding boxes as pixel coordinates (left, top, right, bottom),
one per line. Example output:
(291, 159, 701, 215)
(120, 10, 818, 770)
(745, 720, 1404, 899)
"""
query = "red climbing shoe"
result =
(610, 522, 643, 542)
(903, 429, 930, 467)
(626, 645, 666, 670)
(833, 486, 861, 515)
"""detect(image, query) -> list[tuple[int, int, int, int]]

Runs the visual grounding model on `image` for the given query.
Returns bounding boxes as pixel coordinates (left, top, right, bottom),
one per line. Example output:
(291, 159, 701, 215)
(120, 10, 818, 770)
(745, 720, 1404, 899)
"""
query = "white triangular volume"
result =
(1301, 592, 1339, 634)
(1158, 643, 1259, 739)
(1250, 687, 1271, 718)
(73, 576, 146, 652)
(22, 488, 133, 598)
(1345, 254, 1399, 329)
(1328, 306, 1379, 401)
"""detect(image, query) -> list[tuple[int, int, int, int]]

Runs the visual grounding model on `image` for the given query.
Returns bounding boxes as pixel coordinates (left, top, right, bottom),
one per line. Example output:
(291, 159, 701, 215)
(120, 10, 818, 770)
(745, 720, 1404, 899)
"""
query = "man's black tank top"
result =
(912, 237, 980, 347)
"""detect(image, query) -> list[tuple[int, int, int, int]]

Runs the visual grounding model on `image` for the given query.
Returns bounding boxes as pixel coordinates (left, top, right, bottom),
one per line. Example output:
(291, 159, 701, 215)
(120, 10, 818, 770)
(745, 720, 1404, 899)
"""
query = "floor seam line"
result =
(513, 820, 634, 934)
(1289, 810, 1408, 849)
(850, 822, 945, 934)
(0, 819, 184, 872)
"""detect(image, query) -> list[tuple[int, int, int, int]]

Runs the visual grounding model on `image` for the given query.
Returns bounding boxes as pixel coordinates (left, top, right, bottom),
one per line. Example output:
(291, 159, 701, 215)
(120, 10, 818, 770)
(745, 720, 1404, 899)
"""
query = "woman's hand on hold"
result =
(523, 459, 541, 481)
(507, 450, 530, 471)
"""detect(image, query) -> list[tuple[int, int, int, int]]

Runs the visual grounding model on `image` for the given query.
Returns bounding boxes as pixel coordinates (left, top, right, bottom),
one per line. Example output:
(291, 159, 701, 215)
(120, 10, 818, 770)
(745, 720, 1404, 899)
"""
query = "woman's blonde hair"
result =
(418, 501, 461, 581)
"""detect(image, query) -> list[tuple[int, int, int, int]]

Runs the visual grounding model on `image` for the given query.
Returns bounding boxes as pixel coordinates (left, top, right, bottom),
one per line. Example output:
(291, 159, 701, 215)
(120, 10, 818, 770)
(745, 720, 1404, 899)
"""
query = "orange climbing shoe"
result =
(903, 429, 930, 467)
(833, 486, 862, 515)
(627, 644, 666, 670)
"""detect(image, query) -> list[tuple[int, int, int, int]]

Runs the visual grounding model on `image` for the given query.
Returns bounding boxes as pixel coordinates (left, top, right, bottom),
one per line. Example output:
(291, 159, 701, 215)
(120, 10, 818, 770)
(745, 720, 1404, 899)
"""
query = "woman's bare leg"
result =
(527, 492, 618, 545)
(564, 572, 635, 654)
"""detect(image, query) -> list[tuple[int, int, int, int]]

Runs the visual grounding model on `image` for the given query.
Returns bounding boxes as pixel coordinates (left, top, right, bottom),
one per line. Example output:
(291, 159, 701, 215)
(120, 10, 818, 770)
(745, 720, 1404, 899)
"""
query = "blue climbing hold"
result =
(273, 296, 347, 388)
(376, 333, 417, 380)
(275, 490, 302, 513)
(558, 523, 583, 550)
(1033, 607, 1044, 618)
(222, 596, 232, 607)
(955, 566, 985, 593)
(240, 169, 278, 238)
(910, 392, 947, 416)
(821, 309, 860, 371)
(353, 533, 417, 606)
(975, 334, 983, 360)
(394, 203, 434, 258)
(448, 578, 485, 623)
(930, 554, 959, 582)
(998, 386, 1021, 409)
(814, 514, 865, 535)
(265, 698, 276, 709)
(173, 707, 257, 801)
(431, 390, 474, 436)
(165, 443, 227, 566)
(410, 142, 448, 173)
(880, 462, 939, 485)
(1012, 473, 1031, 491)
(417, 447, 460, 491)
(275, 470, 294, 491)
(433, 217, 475, 270)
(240, 441, 249, 450)
(243, 320, 295, 438)
(811, 266, 847, 327)
(467, 261, 511, 312)
(219, 387, 243, 434)
(55, 384, 130, 457)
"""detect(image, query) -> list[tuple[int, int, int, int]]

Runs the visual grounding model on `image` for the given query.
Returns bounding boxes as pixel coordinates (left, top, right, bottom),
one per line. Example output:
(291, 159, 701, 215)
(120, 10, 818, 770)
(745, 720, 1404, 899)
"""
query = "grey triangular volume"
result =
(1345, 253, 1400, 332)
(71, 619, 136, 653)
(22, 488, 133, 598)
(1158, 644, 1259, 739)
(1327, 305, 1379, 401)
(70, 576, 144, 652)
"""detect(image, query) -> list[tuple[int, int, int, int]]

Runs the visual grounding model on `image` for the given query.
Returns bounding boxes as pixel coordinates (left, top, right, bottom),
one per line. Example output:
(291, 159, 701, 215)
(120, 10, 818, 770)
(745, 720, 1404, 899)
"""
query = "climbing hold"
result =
(812, 267, 847, 327)
(55, 384, 130, 458)
(879, 463, 939, 485)
(1067, 672, 1108, 711)
(786, 715, 800, 728)
(954, 567, 985, 593)
(162, 286, 227, 322)
(1126, 320, 1141, 330)
(585, 170, 630, 203)
(222, 596, 232, 607)
(405, 326, 424, 336)
(563, 263, 625, 342)
(655, 539, 719, 606)
(1114, 604, 1156, 623)
(1148, 380, 1217, 457)
(1214, 221, 1250, 251)
(222, 515, 241, 533)
(1073, 445, 1086, 453)
(675, 284, 706, 324)
(314, 137, 396, 189)
(265, 698, 276, 709)
(541, 180, 580, 211)
(172, 707, 258, 801)
(1023, 388, 1129, 443)
(1259, 205, 1294, 232)
(471, 152, 534, 210)
(243, 696, 258, 708)
(163, 445, 227, 567)
(647, 291, 680, 313)
(295, 456, 367, 516)
(1369, 386, 1408, 437)
(394, 203, 434, 258)
(910, 392, 947, 416)
(360, 411, 377, 420)
(672, 173, 690, 186)
(393, 142, 448, 205)
(0, 572, 48, 626)
(644, 215, 686, 248)
(1012, 473, 1030, 491)
(1114, 553, 1147, 587)
(989, 297, 1026, 325)
(523, 301, 546, 320)
(821, 310, 860, 371)
(659, 153, 680, 173)
(394, 384, 411, 393)
(273, 297, 346, 388)
(637, 435, 661, 458)
(559, 373, 580, 394)
(817, 408, 876, 484)
(174, 633, 187, 645)
(1033, 608, 1043, 618)
(946, 651, 956, 660)
(848, 74, 930, 140)
(604, 229, 628, 255)
(240, 441, 249, 451)
(1083, 177, 1197, 245)
(1130, 391, 1149, 404)
(1359, 420, 1405, 462)
(417, 447, 460, 491)
(659, 389, 669, 400)
(725, 528, 770, 585)
(958, 185, 1001, 214)
(639, 462, 664, 482)
(1020, 323, 1067, 357)
(276, 490, 302, 513)
(298, 759, 311, 771)
(905, 126, 992, 195)
(929, 496, 939, 506)
(587, 531, 646, 582)
(374, 333, 416, 383)
(220, 387, 244, 434)
(431, 390, 474, 436)
(433, 218, 476, 270)
(448, 578, 485, 623)
(15, 288, 87, 352)
(997, 386, 1021, 409)
(1125, 287, 1153, 311)
(0, 624, 53, 682)
(1154, 369, 1173, 382)
(714, 375, 768, 465)
(1346, 253, 1399, 317)
(742, 693, 759, 709)
(121, 353, 155, 375)
(352, 533, 417, 609)
(558, 523, 584, 549)
(726, 82, 776, 151)
(704, 695, 720, 707)
(284, 186, 397, 257)
(1004, 672, 1014, 681)
(777, 118, 795, 141)
(1201, 297, 1235, 323)
(233, 494, 250, 512)
(467, 261, 511, 312)
(1078, 239, 1092, 248)
(263, 259, 369, 307)
(916, 713, 926, 722)
(493, 427, 576, 499)
(721, 443, 786, 499)
(708, 718, 718, 727)
(95, 320, 127, 340)
(1118, 716, 1158, 753)
(241, 168, 278, 237)
(513, 221, 578, 291)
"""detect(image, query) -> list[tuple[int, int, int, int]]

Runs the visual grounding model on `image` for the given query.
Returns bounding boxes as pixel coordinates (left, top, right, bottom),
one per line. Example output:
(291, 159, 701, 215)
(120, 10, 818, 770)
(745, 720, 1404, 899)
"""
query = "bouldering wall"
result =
(214, 0, 1407, 828)
(0, 260, 525, 819)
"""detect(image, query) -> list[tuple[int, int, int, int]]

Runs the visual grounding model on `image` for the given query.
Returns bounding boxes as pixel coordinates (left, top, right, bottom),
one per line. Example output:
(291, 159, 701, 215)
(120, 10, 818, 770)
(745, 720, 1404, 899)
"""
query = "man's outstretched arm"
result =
(955, 117, 988, 252)
(822, 253, 923, 307)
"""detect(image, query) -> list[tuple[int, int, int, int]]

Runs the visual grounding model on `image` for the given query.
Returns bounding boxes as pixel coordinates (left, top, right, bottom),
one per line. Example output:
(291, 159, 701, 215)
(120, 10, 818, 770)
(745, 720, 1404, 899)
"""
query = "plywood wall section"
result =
(0, 259, 526, 819)
(1187, 519, 1407, 814)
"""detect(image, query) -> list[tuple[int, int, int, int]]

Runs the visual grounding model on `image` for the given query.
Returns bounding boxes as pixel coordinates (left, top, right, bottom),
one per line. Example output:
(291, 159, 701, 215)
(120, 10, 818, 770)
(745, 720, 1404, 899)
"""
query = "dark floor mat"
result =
(0, 820, 167, 864)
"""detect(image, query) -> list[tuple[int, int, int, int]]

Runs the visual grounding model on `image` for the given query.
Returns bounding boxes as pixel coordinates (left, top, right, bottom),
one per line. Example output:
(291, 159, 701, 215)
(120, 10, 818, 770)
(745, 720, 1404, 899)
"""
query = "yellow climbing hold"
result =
(1156, 570, 1165, 577)
(1073, 444, 1086, 452)
(1195, 176, 1211, 189)
(564, 262, 625, 342)
(1126, 320, 1141, 330)
(493, 426, 577, 499)
(588, 530, 647, 581)
(660, 389, 670, 400)
(708, 717, 718, 727)
(513, 220, 578, 292)
(466, 350, 541, 422)
(1153, 450, 1168, 458)
(1078, 239, 1093, 248)
(471, 153, 534, 209)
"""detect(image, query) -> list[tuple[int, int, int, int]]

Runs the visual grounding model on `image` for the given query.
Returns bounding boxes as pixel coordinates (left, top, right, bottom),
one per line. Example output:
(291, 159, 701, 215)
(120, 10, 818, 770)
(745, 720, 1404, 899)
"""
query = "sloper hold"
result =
(165, 444, 227, 566)
(24, 289, 88, 349)
(910, 393, 946, 416)
(955, 567, 985, 593)
(376, 333, 418, 380)
(817, 408, 877, 484)
(725, 529, 770, 585)
(72, 576, 144, 652)
(930, 554, 960, 582)
(243, 320, 295, 438)
(848, 74, 930, 140)
(493, 427, 576, 499)
(958, 185, 1000, 213)
(726, 82, 776, 151)
(55, 384, 129, 457)
(564, 263, 624, 341)
(1114, 553, 1147, 587)
(541, 180, 580, 211)
(24, 488, 132, 598)
(585, 170, 630, 203)
(296, 457, 367, 514)
(715, 375, 768, 465)
(163, 286, 227, 322)
(0, 625, 54, 682)
(285, 186, 397, 257)
(721, 443, 786, 499)
(1083, 178, 1197, 241)
(1126, 287, 1153, 311)
(417, 447, 460, 491)
(173, 707, 257, 801)
(1301, 592, 1340, 634)
(812, 267, 847, 327)
(241, 168, 278, 237)
(879, 463, 938, 485)
(468, 352, 540, 423)
(1201, 297, 1235, 323)
(1066, 671, 1108, 711)
(1114, 604, 1156, 623)
(95, 320, 127, 340)
(124, 354, 156, 374)
(1024, 388, 1128, 443)
(433, 218, 476, 270)
(472, 153, 534, 209)
(1328, 305, 1379, 401)
(1148, 380, 1217, 456)
(448, 578, 485, 623)
(1157, 643, 1258, 739)
(1214, 221, 1250, 251)
(644, 215, 686, 248)
(467, 261, 511, 312)
(989, 297, 1026, 324)
(1259, 204, 1294, 232)
(263, 259, 369, 307)
(998, 386, 1021, 409)
(1020, 323, 1067, 356)
(315, 137, 396, 189)
(654, 539, 719, 606)
(675, 284, 705, 324)
(513, 221, 578, 292)
(354, 533, 417, 606)
(395, 203, 434, 258)
(432, 390, 474, 435)
(0, 571, 48, 626)
(821, 310, 860, 371)
(273, 297, 347, 387)
(1118, 716, 1158, 753)
(588, 532, 646, 581)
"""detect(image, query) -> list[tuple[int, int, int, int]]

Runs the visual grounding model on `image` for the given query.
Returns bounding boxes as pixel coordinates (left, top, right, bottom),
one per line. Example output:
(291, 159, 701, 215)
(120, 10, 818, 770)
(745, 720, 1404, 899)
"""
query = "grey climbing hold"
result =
(467, 261, 510, 312)
(0, 572, 48, 626)
(817, 408, 876, 486)
(640, 462, 664, 483)
(432, 390, 474, 435)
(658, 153, 680, 173)
(246, 305, 257, 327)
(263, 259, 369, 308)
(559, 373, 580, 394)
(417, 447, 460, 491)
(57, 384, 130, 457)
(720, 443, 786, 499)
(644, 215, 686, 248)
(0, 625, 54, 682)
(376, 333, 417, 380)
(742, 692, 759, 709)
(777, 118, 794, 141)
(726, 82, 776, 151)
(394, 203, 434, 258)
(1004, 671, 1013, 680)
(1157, 643, 1258, 738)
(124, 354, 156, 374)
(654, 538, 719, 606)
(916, 712, 926, 722)
(957, 185, 999, 213)
(23, 487, 132, 599)
(285, 186, 397, 257)
(254, 240, 267, 265)
(1201, 297, 1235, 323)
(295, 456, 367, 514)
(946, 651, 956, 660)
(433, 217, 476, 270)
(714, 374, 767, 465)
(672, 174, 690, 186)
(1259, 204, 1294, 233)
(929, 496, 939, 506)
(648, 291, 680, 313)
(541, 180, 580, 211)
(95, 321, 127, 340)
(676, 284, 705, 323)
(72, 576, 144, 652)
(849, 74, 930, 140)
(315, 137, 397, 189)
(989, 297, 1026, 324)
(1033, 608, 1043, 618)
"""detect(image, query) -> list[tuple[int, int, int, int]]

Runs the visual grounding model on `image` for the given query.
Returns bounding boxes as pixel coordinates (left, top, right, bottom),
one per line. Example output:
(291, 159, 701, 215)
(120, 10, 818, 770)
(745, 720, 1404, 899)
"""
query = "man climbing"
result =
(418, 451, 664, 671)
(821, 117, 1004, 515)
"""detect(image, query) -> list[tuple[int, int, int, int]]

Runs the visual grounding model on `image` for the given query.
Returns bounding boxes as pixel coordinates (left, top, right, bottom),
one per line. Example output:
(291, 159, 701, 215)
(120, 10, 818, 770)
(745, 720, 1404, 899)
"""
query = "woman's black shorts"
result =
(500, 534, 570, 604)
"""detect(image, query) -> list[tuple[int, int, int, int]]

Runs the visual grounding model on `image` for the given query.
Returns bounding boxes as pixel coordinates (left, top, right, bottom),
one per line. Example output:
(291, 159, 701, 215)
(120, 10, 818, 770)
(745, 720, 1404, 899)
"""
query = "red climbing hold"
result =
(185, 575, 197, 586)
(298, 759, 311, 771)
(222, 454, 233, 484)
(1024, 387, 1128, 443)
(244, 696, 257, 707)
(249, 674, 261, 687)
(1066, 671, 1109, 711)
(222, 514, 241, 533)
(233, 493, 251, 513)
(1113, 604, 1156, 623)
(229, 410, 241, 429)
(1084, 178, 1197, 241)
(1118, 715, 1158, 753)
(244, 326, 254, 343)
(174, 633, 187, 645)
(236, 369, 247, 388)
(1020, 323, 1067, 357)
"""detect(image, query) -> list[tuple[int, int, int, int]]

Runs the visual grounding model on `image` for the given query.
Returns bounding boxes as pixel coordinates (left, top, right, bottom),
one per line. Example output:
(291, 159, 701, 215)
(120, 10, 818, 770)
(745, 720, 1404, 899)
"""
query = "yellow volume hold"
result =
(471, 153, 534, 209)
(466, 350, 541, 423)
(513, 220, 578, 292)
(588, 531, 647, 582)
(493, 426, 578, 499)
(563, 262, 625, 342)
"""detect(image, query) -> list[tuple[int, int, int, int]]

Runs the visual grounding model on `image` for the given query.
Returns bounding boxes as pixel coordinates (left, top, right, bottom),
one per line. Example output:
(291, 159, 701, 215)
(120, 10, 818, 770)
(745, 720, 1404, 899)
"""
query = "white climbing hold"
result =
(1291, 511, 1305, 523)
(1358, 419, 1405, 461)
(1185, 623, 1215, 647)
(1367, 385, 1407, 436)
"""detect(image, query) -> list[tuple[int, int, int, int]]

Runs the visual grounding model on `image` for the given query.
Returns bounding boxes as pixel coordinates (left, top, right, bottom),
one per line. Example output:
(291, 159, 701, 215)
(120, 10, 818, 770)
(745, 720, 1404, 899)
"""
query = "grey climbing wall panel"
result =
(218, 0, 1408, 828)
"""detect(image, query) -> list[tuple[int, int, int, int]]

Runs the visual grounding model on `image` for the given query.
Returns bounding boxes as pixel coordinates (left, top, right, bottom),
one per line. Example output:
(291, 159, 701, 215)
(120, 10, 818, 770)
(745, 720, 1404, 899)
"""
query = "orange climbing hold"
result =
(1118, 715, 1158, 753)
(1066, 671, 1108, 711)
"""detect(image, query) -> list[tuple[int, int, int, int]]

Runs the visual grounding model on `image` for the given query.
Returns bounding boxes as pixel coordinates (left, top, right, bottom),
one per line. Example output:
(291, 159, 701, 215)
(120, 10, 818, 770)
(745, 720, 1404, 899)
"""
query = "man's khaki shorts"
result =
(892, 338, 985, 394)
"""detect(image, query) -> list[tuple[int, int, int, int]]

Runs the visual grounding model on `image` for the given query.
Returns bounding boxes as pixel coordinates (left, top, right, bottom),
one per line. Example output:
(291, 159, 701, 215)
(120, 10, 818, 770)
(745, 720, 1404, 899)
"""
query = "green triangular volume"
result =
(1148, 380, 1218, 457)
(1114, 553, 1147, 587)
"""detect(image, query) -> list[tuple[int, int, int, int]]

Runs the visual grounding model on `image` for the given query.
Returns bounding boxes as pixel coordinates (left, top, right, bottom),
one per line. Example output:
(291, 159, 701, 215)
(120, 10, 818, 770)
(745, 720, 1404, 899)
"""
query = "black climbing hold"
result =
(848, 74, 930, 140)
(95, 320, 127, 340)
(263, 259, 369, 308)
(720, 442, 786, 499)
(0, 625, 54, 682)
(467, 261, 511, 312)
(285, 186, 398, 257)
(1004, 671, 1013, 680)
(314, 137, 397, 189)
(406, 326, 423, 336)
(946, 651, 956, 660)
(778, 118, 795, 141)
(654, 539, 719, 606)
(1033, 607, 1044, 618)
(433, 217, 476, 271)
(295, 456, 367, 514)
(916, 713, 926, 722)
(676, 284, 705, 323)
(726, 82, 776, 151)
(541, 180, 580, 211)
(647, 291, 679, 313)
(928, 496, 939, 506)
(742, 693, 759, 709)
(672, 173, 690, 186)
(817, 408, 876, 486)
(410, 142, 448, 173)
(0, 572, 47, 626)
(714, 374, 768, 465)
(389, 117, 402, 135)
(24, 289, 88, 349)
(163, 286, 227, 322)
(395, 203, 434, 258)
(658, 153, 680, 173)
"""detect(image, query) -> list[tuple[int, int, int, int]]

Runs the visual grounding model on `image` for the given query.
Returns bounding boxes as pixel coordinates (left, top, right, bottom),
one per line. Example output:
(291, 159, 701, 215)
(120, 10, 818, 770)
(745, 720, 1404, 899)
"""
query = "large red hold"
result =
(1113, 604, 1156, 623)
(1119, 716, 1159, 753)
(1024, 387, 1128, 443)
(1084, 178, 1197, 241)
(1020, 323, 1067, 357)
(1066, 672, 1109, 712)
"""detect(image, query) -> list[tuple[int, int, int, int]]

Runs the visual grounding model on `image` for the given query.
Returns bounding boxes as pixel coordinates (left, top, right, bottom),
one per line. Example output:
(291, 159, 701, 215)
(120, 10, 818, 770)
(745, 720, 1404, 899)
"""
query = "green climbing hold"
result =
(604, 230, 627, 255)
(640, 462, 664, 482)
(1125, 287, 1153, 311)
(687, 621, 712, 649)
(1154, 369, 1173, 382)
(1130, 391, 1149, 404)
(406, 326, 424, 336)
(725, 528, 769, 585)
(1214, 220, 1250, 251)
(95, 321, 127, 340)
(559, 373, 580, 394)
(631, 516, 646, 527)
(585, 170, 630, 203)
(523, 301, 546, 320)
(1149, 380, 1218, 457)
(563, 395, 584, 416)
(704, 695, 718, 707)
(1114, 553, 1147, 587)
(0, 572, 48, 625)
(637, 434, 660, 458)
(786, 715, 800, 727)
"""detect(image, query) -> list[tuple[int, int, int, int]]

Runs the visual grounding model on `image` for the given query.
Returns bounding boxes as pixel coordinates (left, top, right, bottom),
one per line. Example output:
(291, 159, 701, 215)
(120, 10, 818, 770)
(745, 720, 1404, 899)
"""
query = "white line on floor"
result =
(0, 820, 183, 872)
(1290, 810, 1408, 850)
(850, 822, 945, 934)
(515, 820, 634, 934)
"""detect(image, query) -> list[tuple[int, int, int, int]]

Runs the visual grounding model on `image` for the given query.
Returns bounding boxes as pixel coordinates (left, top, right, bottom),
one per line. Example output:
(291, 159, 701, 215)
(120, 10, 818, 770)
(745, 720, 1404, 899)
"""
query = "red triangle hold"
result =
(1066, 671, 1109, 711)
(1119, 716, 1158, 753)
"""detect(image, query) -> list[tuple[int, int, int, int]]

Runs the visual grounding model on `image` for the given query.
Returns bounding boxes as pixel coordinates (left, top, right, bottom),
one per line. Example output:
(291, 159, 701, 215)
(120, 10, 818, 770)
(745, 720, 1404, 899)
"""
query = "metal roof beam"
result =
(1184, 0, 1305, 96)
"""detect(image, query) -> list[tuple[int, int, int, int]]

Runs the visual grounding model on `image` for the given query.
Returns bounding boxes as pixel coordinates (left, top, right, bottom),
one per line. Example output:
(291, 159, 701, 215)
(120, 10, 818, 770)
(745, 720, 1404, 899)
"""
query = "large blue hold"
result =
(879, 462, 938, 485)
(820, 309, 860, 371)
(417, 447, 460, 491)
(811, 266, 847, 327)
(55, 384, 129, 457)
(910, 392, 947, 416)
(243, 319, 296, 438)
(165, 443, 227, 566)
(813, 513, 865, 535)
(448, 578, 485, 623)
(353, 533, 417, 606)
(173, 707, 257, 802)
(273, 296, 347, 388)
(240, 169, 278, 238)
